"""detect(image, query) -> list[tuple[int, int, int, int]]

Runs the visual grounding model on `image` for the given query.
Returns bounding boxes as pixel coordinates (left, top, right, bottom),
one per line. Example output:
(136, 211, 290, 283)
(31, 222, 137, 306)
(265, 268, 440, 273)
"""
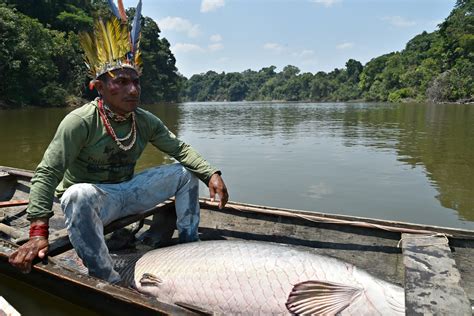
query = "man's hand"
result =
(208, 172, 229, 209)
(9, 237, 49, 273)
(9, 218, 49, 273)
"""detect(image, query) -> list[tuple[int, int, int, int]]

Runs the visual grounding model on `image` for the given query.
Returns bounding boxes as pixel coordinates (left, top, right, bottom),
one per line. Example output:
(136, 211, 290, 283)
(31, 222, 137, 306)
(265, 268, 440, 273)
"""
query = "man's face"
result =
(96, 68, 141, 115)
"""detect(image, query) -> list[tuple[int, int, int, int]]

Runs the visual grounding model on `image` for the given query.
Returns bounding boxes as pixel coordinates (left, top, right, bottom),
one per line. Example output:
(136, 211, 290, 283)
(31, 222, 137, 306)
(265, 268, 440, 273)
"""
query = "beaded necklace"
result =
(98, 99, 137, 151)
(102, 102, 132, 122)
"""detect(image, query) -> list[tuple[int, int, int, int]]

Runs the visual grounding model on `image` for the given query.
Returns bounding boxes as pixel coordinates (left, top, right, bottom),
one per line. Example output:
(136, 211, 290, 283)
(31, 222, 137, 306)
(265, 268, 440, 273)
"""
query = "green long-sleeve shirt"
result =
(27, 100, 219, 220)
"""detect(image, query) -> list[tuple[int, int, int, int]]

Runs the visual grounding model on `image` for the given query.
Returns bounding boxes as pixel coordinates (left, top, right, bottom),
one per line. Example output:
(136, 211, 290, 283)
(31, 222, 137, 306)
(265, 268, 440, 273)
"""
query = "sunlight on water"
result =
(0, 102, 473, 228)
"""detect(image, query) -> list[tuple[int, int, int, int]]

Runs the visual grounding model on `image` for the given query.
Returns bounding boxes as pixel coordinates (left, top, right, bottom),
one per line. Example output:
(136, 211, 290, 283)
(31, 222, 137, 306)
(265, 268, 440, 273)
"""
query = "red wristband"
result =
(29, 224, 49, 239)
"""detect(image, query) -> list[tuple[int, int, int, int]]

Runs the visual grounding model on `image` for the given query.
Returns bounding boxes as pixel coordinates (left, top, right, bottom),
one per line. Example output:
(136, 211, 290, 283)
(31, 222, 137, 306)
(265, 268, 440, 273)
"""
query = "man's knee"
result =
(156, 163, 199, 191)
(181, 166, 199, 187)
(62, 183, 100, 202)
(61, 183, 104, 218)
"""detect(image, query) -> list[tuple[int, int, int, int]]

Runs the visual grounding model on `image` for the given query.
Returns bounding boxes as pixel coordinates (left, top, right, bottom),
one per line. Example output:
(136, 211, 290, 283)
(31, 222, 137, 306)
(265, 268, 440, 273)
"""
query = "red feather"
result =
(117, 0, 127, 22)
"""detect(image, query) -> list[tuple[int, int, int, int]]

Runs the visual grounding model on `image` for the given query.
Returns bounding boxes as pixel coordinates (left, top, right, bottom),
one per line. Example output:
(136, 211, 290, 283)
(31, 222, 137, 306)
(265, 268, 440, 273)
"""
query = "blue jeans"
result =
(60, 163, 200, 283)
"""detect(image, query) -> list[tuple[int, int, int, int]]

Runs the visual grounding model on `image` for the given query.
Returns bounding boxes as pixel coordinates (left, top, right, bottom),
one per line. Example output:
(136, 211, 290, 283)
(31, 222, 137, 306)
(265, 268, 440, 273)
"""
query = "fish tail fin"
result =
(286, 280, 363, 315)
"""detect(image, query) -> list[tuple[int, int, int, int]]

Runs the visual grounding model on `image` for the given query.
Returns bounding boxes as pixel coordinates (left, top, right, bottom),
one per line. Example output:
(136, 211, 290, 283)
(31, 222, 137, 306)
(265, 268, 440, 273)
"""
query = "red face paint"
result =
(99, 68, 141, 115)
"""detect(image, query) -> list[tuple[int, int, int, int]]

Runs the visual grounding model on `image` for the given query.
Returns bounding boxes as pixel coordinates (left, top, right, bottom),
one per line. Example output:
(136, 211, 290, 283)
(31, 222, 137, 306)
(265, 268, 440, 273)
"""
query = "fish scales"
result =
(132, 240, 404, 315)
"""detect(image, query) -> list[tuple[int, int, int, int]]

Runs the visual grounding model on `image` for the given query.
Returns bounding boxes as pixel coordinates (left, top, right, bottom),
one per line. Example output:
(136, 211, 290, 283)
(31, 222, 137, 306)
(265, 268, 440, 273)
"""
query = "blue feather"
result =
(131, 0, 142, 52)
(107, 0, 121, 20)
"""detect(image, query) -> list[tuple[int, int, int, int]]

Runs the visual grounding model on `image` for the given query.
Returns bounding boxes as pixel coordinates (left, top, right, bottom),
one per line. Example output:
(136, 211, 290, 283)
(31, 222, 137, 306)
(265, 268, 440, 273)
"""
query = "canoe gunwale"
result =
(200, 198, 474, 240)
(0, 166, 34, 180)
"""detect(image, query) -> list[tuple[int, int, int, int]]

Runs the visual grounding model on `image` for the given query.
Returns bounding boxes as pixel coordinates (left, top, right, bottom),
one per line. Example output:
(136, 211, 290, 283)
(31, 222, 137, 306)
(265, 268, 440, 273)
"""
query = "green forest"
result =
(0, 0, 182, 107)
(0, 0, 472, 108)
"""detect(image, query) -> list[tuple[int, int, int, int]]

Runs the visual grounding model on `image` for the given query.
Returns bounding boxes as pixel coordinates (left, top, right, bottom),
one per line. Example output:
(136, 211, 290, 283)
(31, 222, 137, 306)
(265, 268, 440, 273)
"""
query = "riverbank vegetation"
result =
(0, 0, 181, 108)
(0, 0, 472, 108)
(183, 0, 473, 103)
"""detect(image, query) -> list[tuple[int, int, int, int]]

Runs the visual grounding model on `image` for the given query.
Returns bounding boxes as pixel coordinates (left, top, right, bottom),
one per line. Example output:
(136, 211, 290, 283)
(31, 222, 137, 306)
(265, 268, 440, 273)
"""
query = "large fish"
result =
(118, 240, 405, 315)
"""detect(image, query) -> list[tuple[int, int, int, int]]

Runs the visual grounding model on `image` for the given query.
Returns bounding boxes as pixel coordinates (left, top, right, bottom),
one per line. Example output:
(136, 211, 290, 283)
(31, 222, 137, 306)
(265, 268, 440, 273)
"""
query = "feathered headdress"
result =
(79, 0, 143, 78)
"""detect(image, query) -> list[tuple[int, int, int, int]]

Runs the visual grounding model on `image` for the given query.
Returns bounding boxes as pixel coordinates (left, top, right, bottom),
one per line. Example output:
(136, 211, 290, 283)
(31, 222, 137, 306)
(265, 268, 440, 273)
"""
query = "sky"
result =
(122, 0, 456, 78)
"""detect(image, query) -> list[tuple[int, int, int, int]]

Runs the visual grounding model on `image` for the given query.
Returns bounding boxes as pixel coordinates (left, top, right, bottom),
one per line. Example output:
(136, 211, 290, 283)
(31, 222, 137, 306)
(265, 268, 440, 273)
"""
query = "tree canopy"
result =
(181, 0, 473, 103)
(0, 0, 181, 108)
(0, 0, 472, 108)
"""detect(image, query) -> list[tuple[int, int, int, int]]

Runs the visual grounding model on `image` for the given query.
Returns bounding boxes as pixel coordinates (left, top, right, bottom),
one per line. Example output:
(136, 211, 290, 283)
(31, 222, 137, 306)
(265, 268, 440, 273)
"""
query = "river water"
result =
(1, 101, 472, 227)
(0, 101, 473, 314)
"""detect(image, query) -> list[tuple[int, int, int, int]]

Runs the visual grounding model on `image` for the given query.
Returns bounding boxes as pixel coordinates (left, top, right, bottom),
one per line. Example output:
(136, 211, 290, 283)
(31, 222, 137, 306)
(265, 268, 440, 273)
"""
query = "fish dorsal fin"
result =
(286, 280, 363, 315)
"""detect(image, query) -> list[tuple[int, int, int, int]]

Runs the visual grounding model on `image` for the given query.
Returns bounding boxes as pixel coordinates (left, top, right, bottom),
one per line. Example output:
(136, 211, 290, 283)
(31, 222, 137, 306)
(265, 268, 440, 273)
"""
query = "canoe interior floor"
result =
(1, 175, 473, 307)
(451, 241, 474, 304)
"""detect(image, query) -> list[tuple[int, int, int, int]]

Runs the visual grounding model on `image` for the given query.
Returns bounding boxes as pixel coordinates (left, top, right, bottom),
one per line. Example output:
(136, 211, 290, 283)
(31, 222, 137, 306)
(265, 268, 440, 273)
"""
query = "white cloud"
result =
(210, 34, 223, 42)
(300, 59, 318, 66)
(218, 57, 229, 63)
(336, 42, 354, 49)
(292, 50, 317, 67)
(208, 43, 224, 51)
(172, 43, 205, 53)
(263, 42, 284, 53)
(292, 50, 315, 58)
(201, 0, 225, 13)
(310, 0, 341, 7)
(159, 17, 200, 38)
(172, 42, 223, 54)
(381, 16, 416, 28)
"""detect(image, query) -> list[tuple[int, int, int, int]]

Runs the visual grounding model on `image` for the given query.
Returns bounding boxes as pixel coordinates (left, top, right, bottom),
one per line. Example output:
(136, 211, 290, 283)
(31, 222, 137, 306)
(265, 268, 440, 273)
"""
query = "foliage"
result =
(0, 0, 472, 107)
(137, 16, 181, 103)
(0, 4, 82, 106)
(0, 0, 180, 108)
(182, 0, 473, 103)
(2, 0, 94, 32)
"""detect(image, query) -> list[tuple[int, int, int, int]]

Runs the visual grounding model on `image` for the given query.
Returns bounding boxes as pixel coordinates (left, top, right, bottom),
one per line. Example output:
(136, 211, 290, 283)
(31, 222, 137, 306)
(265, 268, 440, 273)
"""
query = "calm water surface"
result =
(0, 102, 473, 229)
(0, 101, 473, 314)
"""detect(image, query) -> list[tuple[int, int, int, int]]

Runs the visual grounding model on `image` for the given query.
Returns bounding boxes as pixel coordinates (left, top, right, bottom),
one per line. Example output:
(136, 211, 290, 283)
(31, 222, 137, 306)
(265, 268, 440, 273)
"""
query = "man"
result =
(9, 2, 228, 284)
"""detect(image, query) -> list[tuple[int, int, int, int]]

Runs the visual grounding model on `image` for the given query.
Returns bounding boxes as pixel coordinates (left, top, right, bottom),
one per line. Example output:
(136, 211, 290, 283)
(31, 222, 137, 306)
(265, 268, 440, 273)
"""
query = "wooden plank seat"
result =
(401, 233, 471, 315)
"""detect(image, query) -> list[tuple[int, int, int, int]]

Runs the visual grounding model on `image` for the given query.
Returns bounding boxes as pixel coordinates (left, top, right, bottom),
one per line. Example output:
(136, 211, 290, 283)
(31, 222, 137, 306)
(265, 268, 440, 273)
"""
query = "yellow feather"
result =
(120, 22, 130, 59)
(97, 19, 113, 63)
(106, 19, 118, 60)
(95, 33, 106, 67)
(79, 16, 141, 77)
(116, 18, 129, 59)
(78, 33, 92, 62)
(134, 50, 142, 71)
(79, 32, 97, 77)
(134, 34, 142, 69)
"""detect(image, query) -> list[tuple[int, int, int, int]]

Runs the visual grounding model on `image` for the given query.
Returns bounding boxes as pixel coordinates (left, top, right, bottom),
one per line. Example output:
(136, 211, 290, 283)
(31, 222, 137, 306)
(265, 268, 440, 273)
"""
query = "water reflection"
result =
(0, 102, 473, 226)
(172, 102, 473, 224)
(338, 103, 474, 221)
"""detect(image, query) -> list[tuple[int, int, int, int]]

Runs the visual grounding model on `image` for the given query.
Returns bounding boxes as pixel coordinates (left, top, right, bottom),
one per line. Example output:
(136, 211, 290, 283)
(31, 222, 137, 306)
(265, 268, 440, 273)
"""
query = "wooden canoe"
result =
(0, 296, 21, 316)
(0, 165, 473, 315)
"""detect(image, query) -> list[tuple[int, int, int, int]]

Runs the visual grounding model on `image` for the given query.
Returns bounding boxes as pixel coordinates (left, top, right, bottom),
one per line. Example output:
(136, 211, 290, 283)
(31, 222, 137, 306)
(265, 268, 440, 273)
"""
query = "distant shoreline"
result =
(1, 99, 472, 111)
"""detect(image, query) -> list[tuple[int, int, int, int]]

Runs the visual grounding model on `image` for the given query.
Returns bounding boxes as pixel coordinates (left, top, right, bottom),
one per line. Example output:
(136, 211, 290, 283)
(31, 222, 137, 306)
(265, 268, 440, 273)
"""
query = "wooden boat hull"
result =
(1, 166, 473, 315)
